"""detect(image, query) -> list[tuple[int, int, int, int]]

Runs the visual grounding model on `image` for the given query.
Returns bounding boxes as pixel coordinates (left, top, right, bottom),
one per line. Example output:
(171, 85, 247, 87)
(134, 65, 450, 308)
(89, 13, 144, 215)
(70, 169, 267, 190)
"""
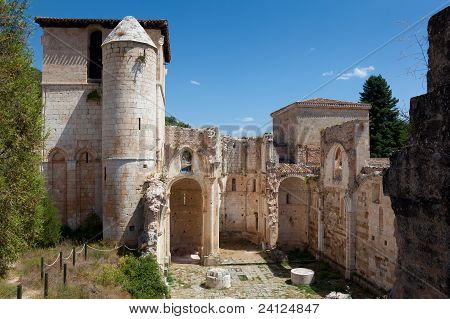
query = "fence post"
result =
(72, 247, 76, 266)
(44, 273, 48, 298)
(40, 257, 44, 281)
(59, 251, 63, 271)
(63, 263, 67, 286)
(17, 284, 22, 299)
(84, 243, 87, 261)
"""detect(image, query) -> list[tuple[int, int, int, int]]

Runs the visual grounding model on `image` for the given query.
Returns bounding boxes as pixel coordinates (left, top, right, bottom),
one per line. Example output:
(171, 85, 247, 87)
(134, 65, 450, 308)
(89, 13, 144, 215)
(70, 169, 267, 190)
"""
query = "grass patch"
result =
(53, 285, 89, 299)
(0, 281, 15, 299)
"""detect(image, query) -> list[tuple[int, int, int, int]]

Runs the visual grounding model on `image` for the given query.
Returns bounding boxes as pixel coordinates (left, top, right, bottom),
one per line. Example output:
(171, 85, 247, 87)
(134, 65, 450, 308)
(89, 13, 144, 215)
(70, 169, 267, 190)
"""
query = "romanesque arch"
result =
(169, 178, 203, 257)
(75, 150, 96, 225)
(323, 143, 349, 188)
(277, 176, 309, 249)
(48, 149, 67, 224)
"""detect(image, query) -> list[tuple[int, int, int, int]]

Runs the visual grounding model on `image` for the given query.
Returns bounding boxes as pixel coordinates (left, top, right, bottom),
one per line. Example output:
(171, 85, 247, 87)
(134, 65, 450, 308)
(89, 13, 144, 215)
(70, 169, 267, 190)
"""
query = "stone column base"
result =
(203, 253, 220, 266)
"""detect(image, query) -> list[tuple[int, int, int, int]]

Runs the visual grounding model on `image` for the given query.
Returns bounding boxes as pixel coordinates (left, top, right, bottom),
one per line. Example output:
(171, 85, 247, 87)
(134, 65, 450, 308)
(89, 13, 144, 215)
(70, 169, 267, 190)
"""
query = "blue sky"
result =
(27, 0, 448, 135)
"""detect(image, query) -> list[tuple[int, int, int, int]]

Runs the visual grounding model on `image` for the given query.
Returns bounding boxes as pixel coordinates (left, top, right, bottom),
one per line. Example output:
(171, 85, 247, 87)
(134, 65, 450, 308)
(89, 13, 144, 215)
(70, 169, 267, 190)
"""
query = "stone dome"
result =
(102, 16, 156, 48)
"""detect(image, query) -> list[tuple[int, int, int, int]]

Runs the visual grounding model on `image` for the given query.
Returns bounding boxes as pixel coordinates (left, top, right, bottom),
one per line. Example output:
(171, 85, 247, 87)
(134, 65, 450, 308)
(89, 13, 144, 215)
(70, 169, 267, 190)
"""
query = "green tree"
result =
(359, 75, 409, 157)
(165, 115, 191, 128)
(0, 0, 59, 274)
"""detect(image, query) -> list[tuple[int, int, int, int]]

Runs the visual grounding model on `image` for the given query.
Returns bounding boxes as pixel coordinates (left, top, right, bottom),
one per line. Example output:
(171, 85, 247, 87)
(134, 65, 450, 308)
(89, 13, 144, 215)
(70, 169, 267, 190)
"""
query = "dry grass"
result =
(1, 241, 130, 299)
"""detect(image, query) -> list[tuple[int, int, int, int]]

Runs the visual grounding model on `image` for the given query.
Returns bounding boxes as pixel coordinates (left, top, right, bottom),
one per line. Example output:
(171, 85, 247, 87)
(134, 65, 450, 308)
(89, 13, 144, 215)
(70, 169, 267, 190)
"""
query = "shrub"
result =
(61, 212, 102, 242)
(116, 255, 168, 299)
(78, 212, 102, 241)
(37, 194, 61, 247)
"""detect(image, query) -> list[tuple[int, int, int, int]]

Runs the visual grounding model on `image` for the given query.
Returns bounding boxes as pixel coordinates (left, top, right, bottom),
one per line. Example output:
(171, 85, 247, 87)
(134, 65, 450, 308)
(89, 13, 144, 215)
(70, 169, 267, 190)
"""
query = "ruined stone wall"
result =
(220, 137, 267, 242)
(354, 176, 397, 291)
(170, 179, 203, 255)
(322, 189, 347, 268)
(277, 177, 309, 249)
(308, 186, 320, 256)
(384, 7, 449, 298)
(318, 120, 397, 291)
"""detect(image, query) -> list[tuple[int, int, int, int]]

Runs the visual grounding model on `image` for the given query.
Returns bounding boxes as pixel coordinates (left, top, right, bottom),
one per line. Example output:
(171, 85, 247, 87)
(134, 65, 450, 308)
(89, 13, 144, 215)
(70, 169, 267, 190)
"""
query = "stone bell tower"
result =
(101, 16, 158, 242)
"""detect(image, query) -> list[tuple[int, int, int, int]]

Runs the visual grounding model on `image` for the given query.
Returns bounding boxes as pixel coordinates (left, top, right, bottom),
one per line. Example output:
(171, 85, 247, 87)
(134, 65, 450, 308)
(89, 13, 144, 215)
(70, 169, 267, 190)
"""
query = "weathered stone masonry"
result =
(384, 7, 449, 298)
(37, 15, 401, 293)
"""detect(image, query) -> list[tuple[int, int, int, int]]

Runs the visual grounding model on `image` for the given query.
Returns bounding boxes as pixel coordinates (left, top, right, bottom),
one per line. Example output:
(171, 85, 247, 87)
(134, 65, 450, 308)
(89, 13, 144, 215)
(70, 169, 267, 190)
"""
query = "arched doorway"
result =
(277, 177, 308, 249)
(49, 150, 67, 224)
(169, 178, 203, 257)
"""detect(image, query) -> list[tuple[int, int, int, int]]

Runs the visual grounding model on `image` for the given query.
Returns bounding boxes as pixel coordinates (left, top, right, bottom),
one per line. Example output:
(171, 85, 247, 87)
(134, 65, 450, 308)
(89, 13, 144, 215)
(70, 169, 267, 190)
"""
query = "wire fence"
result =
(15, 235, 140, 299)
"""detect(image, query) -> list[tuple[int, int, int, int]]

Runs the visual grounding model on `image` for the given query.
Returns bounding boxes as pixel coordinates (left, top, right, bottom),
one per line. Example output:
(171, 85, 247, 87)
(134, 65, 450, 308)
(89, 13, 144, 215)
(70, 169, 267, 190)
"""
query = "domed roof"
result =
(102, 16, 156, 48)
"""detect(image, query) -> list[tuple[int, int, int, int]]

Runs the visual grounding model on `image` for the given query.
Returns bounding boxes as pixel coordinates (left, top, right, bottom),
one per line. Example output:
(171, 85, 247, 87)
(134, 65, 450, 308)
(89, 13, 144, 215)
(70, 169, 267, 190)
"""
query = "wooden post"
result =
(17, 284, 22, 299)
(72, 247, 76, 266)
(84, 244, 87, 261)
(59, 251, 63, 271)
(44, 273, 48, 298)
(63, 263, 67, 286)
(40, 257, 44, 281)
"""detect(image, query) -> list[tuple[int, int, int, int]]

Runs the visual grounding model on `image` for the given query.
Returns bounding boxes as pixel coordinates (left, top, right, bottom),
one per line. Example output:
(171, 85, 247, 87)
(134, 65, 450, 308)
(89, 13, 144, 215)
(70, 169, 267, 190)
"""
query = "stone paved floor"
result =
(169, 240, 375, 299)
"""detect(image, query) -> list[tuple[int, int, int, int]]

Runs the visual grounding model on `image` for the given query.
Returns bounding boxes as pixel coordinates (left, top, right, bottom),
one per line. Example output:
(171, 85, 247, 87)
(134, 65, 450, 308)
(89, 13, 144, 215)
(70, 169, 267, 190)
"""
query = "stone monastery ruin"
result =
(37, 15, 398, 293)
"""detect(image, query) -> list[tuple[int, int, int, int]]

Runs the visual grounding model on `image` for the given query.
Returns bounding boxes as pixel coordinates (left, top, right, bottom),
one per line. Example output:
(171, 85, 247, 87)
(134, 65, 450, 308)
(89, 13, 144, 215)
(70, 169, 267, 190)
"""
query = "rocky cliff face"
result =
(384, 7, 449, 298)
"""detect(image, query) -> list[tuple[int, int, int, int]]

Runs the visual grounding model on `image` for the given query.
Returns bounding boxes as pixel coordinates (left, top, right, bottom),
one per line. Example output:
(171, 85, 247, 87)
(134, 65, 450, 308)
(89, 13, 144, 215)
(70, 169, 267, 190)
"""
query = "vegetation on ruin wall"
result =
(0, 0, 60, 275)
(165, 115, 191, 128)
(360, 75, 410, 158)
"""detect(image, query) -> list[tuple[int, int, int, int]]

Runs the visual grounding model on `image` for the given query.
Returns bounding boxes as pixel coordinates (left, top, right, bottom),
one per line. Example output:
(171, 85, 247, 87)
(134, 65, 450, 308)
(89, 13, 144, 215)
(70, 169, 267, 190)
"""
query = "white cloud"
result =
(190, 80, 200, 85)
(240, 117, 255, 122)
(322, 70, 334, 76)
(337, 66, 375, 80)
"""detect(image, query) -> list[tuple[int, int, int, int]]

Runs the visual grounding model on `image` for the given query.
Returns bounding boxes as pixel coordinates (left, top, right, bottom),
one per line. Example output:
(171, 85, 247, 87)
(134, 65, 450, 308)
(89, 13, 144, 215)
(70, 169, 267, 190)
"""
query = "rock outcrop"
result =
(384, 6, 449, 298)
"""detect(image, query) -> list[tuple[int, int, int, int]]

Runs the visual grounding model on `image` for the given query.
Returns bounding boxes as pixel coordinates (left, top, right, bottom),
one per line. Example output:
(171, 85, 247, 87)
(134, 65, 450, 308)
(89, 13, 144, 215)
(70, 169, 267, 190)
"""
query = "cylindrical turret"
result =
(101, 16, 158, 242)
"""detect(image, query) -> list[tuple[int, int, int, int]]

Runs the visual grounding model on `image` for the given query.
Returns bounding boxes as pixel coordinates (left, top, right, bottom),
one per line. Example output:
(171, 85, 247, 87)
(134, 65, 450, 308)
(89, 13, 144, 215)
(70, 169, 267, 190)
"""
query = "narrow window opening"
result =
(180, 149, 192, 173)
(333, 147, 343, 181)
(231, 178, 236, 191)
(88, 31, 103, 81)
(85, 152, 89, 163)
(372, 183, 381, 203)
(254, 212, 258, 231)
(253, 179, 256, 192)
(138, 118, 141, 130)
(104, 167, 106, 181)
(129, 225, 135, 232)
(378, 207, 384, 232)
(286, 193, 290, 204)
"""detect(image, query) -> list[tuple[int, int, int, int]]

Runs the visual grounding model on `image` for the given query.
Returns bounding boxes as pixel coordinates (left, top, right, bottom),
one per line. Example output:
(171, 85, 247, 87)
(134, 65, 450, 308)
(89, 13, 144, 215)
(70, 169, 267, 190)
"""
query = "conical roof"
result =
(102, 16, 156, 48)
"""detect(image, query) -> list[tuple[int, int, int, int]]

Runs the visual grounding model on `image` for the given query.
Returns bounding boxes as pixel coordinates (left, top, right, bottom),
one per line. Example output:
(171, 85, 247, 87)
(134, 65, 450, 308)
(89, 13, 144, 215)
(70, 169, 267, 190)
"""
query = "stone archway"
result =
(169, 178, 203, 256)
(277, 177, 309, 249)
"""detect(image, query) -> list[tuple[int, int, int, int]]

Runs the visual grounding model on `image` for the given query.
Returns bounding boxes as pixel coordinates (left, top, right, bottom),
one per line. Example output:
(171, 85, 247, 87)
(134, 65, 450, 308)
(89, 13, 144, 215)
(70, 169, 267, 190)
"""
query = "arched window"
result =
(88, 31, 103, 81)
(231, 178, 236, 191)
(333, 147, 343, 180)
(180, 149, 192, 173)
(378, 207, 384, 232)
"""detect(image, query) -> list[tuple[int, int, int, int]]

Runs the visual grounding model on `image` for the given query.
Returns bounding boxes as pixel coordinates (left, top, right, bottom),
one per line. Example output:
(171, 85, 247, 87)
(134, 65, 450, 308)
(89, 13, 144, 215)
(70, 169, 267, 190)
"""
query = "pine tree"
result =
(0, 0, 59, 274)
(359, 75, 409, 158)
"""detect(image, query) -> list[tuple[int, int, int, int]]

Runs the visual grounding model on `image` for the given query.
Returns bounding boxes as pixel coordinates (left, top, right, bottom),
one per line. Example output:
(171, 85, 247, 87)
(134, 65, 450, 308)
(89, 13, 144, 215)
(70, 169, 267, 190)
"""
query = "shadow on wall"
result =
(45, 84, 102, 229)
